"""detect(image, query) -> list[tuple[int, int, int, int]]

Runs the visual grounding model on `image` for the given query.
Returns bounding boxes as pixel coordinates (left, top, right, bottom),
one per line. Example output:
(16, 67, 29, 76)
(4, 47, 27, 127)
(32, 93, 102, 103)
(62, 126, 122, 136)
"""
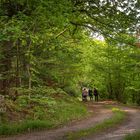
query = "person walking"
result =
(88, 88, 93, 101)
(94, 88, 99, 102)
(82, 88, 88, 101)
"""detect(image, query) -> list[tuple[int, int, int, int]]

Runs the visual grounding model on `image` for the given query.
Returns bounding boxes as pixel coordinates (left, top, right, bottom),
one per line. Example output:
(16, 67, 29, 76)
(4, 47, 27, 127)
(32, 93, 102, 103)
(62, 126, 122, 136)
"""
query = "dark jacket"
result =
(88, 89, 93, 96)
(94, 88, 98, 96)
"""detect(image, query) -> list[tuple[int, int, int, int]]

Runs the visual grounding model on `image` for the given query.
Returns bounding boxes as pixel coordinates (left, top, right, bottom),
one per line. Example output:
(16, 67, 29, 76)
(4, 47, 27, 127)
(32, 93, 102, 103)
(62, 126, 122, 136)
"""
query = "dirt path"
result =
(0, 102, 113, 140)
(1, 101, 140, 140)
(84, 104, 140, 140)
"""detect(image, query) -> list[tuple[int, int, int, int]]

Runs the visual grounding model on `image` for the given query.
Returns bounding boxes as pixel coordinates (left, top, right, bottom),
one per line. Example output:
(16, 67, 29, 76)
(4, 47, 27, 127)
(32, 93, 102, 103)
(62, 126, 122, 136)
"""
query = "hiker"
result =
(94, 88, 99, 102)
(82, 88, 88, 101)
(88, 88, 93, 101)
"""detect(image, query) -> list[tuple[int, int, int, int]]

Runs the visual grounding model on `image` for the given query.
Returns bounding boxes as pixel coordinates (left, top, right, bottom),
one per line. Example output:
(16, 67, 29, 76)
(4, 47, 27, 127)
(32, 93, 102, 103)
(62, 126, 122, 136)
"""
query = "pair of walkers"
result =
(82, 88, 99, 102)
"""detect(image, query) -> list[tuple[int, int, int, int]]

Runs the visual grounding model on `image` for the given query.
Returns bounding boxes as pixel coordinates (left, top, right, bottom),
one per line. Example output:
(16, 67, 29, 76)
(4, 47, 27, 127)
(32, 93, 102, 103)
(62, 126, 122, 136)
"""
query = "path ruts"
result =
(1, 101, 140, 140)
(85, 105, 140, 140)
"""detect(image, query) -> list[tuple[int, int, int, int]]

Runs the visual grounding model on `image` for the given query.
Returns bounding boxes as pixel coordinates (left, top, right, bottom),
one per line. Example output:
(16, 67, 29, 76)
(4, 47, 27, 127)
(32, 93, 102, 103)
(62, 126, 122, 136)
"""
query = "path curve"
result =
(0, 102, 113, 140)
(1, 101, 140, 140)
(84, 103, 140, 140)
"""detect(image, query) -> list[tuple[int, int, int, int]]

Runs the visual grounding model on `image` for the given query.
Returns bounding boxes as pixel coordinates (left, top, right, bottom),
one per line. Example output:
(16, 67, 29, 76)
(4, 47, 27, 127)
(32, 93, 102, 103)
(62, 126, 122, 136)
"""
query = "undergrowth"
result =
(0, 87, 88, 135)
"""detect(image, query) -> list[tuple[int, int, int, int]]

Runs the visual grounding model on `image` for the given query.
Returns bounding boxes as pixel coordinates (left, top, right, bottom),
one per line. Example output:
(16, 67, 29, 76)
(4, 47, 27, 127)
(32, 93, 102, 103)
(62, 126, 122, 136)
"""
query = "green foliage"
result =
(0, 0, 140, 105)
(0, 94, 88, 135)
(124, 131, 140, 140)
(0, 0, 140, 136)
(63, 86, 80, 97)
(0, 120, 54, 135)
(15, 86, 68, 97)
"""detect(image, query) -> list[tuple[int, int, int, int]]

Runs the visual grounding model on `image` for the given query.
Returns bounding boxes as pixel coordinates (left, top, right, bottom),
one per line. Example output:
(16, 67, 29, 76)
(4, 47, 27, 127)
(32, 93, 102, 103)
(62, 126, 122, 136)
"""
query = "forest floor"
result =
(1, 101, 140, 140)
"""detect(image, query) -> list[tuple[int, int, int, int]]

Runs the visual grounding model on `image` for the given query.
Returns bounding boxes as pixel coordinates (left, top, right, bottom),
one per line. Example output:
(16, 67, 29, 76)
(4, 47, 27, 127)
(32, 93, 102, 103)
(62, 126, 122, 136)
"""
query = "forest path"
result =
(1, 101, 140, 140)
(84, 102, 140, 140)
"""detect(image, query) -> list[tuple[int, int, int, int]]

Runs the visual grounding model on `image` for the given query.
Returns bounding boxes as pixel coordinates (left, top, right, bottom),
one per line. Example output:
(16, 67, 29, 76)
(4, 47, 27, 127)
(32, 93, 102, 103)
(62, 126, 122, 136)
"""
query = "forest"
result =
(0, 0, 140, 139)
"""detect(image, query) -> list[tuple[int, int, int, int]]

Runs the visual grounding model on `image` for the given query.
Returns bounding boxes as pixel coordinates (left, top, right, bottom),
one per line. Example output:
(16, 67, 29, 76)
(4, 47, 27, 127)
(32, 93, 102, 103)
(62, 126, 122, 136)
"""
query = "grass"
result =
(65, 107, 126, 140)
(50, 100, 89, 126)
(124, 131, 140, 140)
(0, 99, 88, 136)
(0, 120, 54, 135)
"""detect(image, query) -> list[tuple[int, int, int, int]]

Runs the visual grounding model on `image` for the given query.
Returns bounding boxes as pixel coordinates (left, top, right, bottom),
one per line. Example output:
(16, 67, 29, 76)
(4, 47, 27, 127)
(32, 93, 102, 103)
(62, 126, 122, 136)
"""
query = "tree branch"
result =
(55, 28, 68, 38)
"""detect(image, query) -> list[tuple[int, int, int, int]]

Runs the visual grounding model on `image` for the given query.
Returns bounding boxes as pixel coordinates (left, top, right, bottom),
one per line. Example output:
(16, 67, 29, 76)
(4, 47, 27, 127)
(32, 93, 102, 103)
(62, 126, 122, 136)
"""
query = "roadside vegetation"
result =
(124, 131, 140, 140)
(65, 107, 126, 140)
(0, 87, 88, 135)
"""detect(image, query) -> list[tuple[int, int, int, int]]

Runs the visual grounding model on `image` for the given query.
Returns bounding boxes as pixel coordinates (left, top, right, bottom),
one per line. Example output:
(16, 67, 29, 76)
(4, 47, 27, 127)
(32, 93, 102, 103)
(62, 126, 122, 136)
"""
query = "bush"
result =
(63, 86, 79, 97)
